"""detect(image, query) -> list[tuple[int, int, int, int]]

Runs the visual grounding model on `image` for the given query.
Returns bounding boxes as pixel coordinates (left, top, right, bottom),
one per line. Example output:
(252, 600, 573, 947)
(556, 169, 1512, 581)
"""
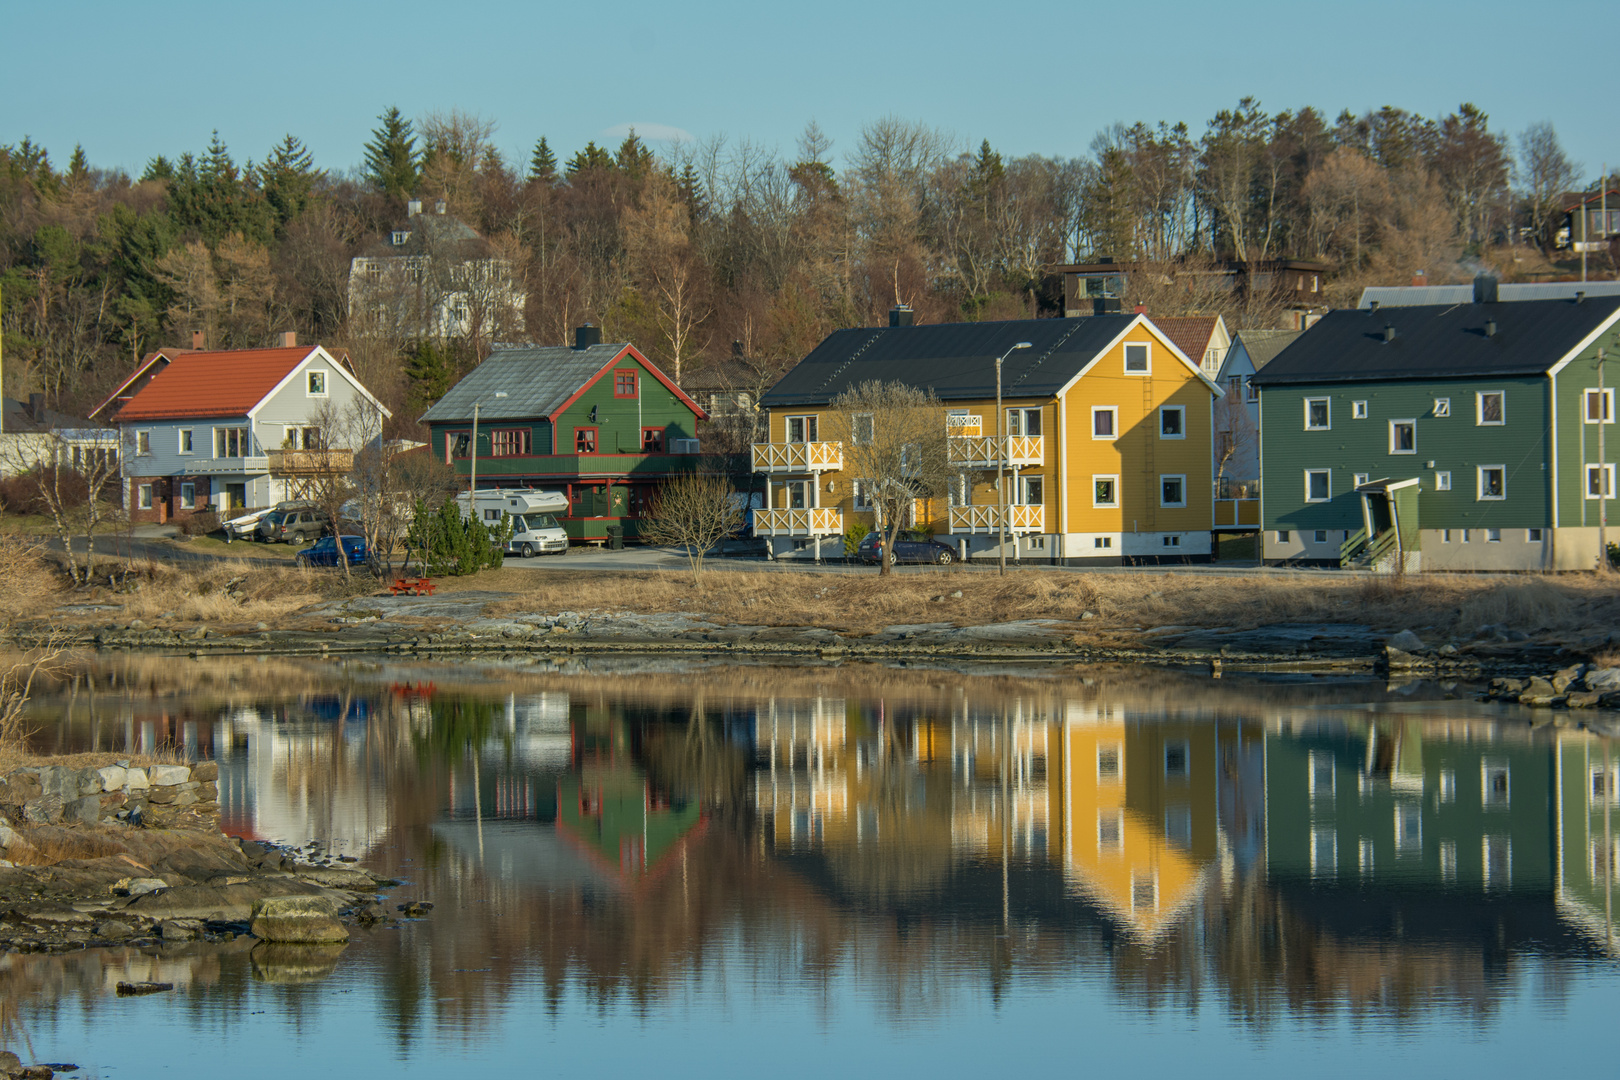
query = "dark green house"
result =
(419, 328, 710, 542)
(1253, 283, 1620, 570)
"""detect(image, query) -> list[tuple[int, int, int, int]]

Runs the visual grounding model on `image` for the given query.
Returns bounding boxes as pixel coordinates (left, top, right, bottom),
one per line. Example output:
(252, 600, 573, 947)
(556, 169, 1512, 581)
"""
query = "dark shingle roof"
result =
(1250, 297, 1620, 387)
(419, 344, 631, 423)
(1231, 329, 1300, 371)
(760, 316, 1155, 407)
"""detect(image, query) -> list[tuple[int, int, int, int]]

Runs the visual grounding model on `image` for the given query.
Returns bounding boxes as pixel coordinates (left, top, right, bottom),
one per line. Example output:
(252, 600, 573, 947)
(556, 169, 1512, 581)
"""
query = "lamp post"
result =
(996, 341, 1033, 575)
(467, 390, 509, 496)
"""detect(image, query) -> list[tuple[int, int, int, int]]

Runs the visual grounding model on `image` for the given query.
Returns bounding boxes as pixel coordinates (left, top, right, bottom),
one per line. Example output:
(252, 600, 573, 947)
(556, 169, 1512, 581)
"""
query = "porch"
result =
(753, 507, 844, 537)
(751, 442, 843, 473)
(947, 435, 1043, 469)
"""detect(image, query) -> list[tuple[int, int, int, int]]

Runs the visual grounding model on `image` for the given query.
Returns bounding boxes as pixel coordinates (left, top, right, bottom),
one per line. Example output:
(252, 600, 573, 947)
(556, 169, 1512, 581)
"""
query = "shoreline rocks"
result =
(0, 761, 218, 834)
(1480, 664, 1620, 711)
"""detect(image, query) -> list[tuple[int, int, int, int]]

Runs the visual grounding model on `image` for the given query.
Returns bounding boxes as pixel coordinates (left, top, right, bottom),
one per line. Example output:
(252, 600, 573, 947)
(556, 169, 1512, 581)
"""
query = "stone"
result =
(1080, 611, 1096, 621)
(197, 782, 218, 800)
(0, 1051, 19, 1078)
(112, 877, 168, 898)
(94, 919, 136, 939)
(1387, 630, 1425, 652)
(150, 765, 190, 786)
(97, 766, 127, 793)
(22, 795, 63, 825)
(1521, 695, 1563, 707)
(126, 619, 147, 631)
(75, 768, 103, 796)
(1385, 647, 1421, 668)
(1585, 667, 1620, 693)
(145, 786, 177, 805)
(1523, 677, 1557, 698)
(159, 919, 201, 941)
(1438, 643, 1459, 656)
(124, 768, 149, 790)
(250, 896, 348, 944)
(190, 761, 219, 783)
(950, 590, 963, 599)
(1567, 691, 1603, 709)
(355, 901, 388, 924)
(37, 766, 78, 800)
(1551, 664, 1587, 695)
(65, 795, 103, 825)
(0, 772, 42, 807)
(397, 901, 433, 918)
(0, 824, 21, 849)
(1602, 691, 1620, 709)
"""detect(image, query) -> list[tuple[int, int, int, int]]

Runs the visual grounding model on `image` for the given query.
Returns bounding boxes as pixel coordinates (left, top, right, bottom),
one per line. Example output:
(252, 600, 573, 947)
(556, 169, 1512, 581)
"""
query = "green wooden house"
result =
(419, 327, 711, 542)
(1252, 282, 1620, 570)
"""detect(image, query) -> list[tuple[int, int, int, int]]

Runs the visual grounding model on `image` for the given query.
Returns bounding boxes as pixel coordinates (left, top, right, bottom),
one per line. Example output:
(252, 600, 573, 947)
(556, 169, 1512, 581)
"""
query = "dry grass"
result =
(0, 536, 58, 624)
(0, 747, 187, 776)
(5, 825, 132, 866)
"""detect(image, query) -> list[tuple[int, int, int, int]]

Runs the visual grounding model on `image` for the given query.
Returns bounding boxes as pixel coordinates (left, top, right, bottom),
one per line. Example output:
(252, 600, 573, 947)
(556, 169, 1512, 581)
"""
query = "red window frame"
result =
(640, 426, 665, 453)
(491, 428, 531, 457)
(574, 426, 599, 454)
(614, 370, 639, 398)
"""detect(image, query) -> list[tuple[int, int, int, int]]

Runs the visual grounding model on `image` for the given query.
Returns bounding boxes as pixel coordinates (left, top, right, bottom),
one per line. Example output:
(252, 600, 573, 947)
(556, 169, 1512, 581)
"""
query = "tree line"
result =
(0, 101, 1606, 440)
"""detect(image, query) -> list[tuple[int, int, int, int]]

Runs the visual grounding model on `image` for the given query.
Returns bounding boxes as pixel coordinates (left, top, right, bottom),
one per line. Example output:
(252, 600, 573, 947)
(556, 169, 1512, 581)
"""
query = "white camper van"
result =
(455, 489, 570, 557)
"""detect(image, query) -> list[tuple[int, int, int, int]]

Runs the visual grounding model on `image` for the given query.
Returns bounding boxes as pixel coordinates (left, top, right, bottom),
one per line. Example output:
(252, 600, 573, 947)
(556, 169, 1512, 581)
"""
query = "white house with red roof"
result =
(102, 335, 390, 522)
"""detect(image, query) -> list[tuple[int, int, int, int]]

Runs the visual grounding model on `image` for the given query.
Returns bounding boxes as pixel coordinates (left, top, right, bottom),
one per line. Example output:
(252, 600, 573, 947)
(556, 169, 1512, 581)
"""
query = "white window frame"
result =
(135, 430, 152, 456)
(1305, 397, 1331, 430)
(213, 426, 249, 459)
(1353, 472, 1369, 488)
(1091, 406, 1118, 440)
(137, 483, 153, 510)
(1123, 342, 1150, 375)
(1304, 469, 1331, 503)
(1476, 390, 1505, 426)
(306, 369, 328, 397)
(850, 479, 873, 511)
(785, 415, 818, 443)
(785, 478, 816, 510)
(1093, 536, 1113, 549)
(1096, 743, 1123, 782)
(1005, 407, 1041, 438)
(1389, 419, 1416, 455)
(1485, 528, 1502, 542)
(1528, 528, 1544, 542)
(1277, 530, 1291, 542)
(1584, 388, 1614, 424)
(1158, 405, 1186, 440)
(1435, 470, 1451, 491)
(1092, 475, 1119, 508)
(1313, 529, 1328, 543)
(1586, 463, 1616, 500)
(850, 413, 874, 445)
(1432, 397, 1451, 418)
(1246, 377, 1259, 403)
(1159, 474, 1187, 508)
(177, 428, 193, 455)
(179, 481, 196, 505)
(1162, 534, 1181, 547)
(1477, 465, 1506, 501)
(1017, 475, 1044, 506)
(1351, 400, 1369, 419)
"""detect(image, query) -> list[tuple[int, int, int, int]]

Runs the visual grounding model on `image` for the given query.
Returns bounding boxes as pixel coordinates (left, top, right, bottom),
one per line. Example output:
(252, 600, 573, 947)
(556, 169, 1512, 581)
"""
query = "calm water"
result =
(8, 653, 1620, 1077)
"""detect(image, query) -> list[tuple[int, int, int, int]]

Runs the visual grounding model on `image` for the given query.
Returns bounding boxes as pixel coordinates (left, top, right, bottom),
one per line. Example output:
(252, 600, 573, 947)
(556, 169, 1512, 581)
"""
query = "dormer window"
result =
(391, 230, 412, 246)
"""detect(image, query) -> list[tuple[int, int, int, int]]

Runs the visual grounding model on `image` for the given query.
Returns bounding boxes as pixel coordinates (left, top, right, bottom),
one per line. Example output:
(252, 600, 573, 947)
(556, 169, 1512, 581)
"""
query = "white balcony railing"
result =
(752, 507, 844, 537)
(948, 504, 1045, 534)
(752, 441, 844, 473)
(948, 435, 1043, 468)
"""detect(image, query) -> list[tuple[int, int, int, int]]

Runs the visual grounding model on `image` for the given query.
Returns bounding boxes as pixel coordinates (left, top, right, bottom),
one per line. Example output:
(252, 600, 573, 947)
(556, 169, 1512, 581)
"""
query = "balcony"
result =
(752, 441, 843, 474)
(948, 435, 1043, 468)
(267, 449, 355, 477)
(752, 507, 843, 537)
(948, 504, 1045, 534)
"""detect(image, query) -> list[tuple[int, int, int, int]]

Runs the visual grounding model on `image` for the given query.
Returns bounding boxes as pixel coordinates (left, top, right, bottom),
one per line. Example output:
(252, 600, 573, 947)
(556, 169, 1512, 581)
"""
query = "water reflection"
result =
(12, 655, 1620, 1066)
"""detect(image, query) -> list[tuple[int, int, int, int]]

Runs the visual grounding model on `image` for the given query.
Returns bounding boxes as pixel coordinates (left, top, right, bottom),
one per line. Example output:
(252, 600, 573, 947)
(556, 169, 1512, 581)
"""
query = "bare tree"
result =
(0, 430, 123, 586)
(639, 470, 741, 586)
(1518, 121, 1580, 251)
(1213, 387, 1257, 494)
(300, 398, 385, 576)
(825, 381, 952, 577)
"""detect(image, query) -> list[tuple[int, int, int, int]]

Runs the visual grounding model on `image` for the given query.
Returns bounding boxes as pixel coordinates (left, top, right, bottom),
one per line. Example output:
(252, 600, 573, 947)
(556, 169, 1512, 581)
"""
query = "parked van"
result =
(455, 489, 570, 557)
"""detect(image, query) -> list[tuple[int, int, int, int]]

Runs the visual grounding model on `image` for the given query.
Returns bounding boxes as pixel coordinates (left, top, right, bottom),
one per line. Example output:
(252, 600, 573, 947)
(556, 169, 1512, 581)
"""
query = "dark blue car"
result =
(295, 535, 372, 569)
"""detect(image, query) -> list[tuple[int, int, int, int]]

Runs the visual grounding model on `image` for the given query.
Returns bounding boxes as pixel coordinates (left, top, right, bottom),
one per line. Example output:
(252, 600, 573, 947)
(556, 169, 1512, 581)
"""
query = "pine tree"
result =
(141, 155, 174, 182)
(66, 144, 90, 183)
(615, 129, 654, 180)
(528, 136, 557, 184)
(565, 141, 615, 176)
(363, 106, 419, 199)
(258, 134, 322, 231)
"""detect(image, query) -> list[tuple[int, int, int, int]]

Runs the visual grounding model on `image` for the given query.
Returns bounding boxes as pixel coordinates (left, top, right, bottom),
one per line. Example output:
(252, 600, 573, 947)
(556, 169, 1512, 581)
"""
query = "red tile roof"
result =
(112, 347, 315, 421)
(1150, 316, 1221, 361)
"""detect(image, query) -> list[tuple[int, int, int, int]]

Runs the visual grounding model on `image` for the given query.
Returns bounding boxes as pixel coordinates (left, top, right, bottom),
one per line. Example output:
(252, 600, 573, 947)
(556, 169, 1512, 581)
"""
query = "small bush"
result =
(0, 468, 88, 516)
(178, 510, 221, 537)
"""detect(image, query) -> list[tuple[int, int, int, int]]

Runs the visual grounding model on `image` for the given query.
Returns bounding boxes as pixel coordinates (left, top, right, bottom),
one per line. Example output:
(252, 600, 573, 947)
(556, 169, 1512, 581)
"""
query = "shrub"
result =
(178, 510, 221, 537)
(0, 467, 89, 516)
(404, 498, 509, 576)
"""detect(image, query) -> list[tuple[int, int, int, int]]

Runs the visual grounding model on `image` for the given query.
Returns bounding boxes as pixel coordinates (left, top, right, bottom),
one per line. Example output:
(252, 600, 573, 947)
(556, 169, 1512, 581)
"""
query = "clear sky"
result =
(5, 0, 1613, 181)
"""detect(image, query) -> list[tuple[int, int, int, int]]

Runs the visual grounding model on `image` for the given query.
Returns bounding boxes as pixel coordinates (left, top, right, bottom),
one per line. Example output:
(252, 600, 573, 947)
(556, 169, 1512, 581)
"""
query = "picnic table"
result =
(389, 576, 436, 596)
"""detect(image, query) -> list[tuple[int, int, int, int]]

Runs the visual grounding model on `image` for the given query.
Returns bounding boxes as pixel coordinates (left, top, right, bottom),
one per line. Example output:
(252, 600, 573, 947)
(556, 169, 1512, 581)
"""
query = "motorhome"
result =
(455, 489, 570, 557)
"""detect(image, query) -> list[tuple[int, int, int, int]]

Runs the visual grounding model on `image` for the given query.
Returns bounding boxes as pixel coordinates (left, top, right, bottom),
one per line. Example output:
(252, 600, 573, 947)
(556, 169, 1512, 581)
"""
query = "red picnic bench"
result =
(389, 576, 436, 596)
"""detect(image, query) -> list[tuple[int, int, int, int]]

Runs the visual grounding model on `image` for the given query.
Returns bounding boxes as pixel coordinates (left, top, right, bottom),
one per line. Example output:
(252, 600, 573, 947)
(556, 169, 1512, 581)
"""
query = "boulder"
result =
(1586, 667, 1620, 693)
(65, 794, 103, 825)
(1387, 630, 1425, 652)
(190, 761, 219, 783)
(0, 772, 42, 807)
(1438, 643, 1459, 656)
(37, 765, 78, 800)
(159, 919, 201, 941)
(95, 919, 136, 939)
(250, 896, 348, 944)
(1385, 647, 1422, 668)
(22, 794, 63, 825)
(1552, 664, 1588, 695)
(97, 765, 127, 793)
(124, 768, 149, 791)
(1490, 677, 1527, 696)
(150, 765, 190, 787)
(1567, 691, 1603, 709)
(112, 877, 169, 898)
(1523, 677, 1557, 698)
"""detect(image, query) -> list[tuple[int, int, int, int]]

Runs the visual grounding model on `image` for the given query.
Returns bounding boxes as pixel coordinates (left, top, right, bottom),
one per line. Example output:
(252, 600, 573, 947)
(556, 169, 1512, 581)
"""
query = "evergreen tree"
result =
(166, 132, 273, 244)
(363, 106, 419, 199)
(141, 155, 174, 182)
(677, 161, 707, 223)
(66, 144, 90, 184)
(615, 129, 654, 180)
(258, 134, 322, 231)
(528, 136, 557, 184)
(565, 141, 615, 176)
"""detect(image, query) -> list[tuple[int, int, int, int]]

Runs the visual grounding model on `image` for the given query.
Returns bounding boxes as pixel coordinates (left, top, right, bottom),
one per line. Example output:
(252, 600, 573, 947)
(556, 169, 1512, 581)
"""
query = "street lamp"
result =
(468, 390, 509, 495)
(996, 341, 1033, 575)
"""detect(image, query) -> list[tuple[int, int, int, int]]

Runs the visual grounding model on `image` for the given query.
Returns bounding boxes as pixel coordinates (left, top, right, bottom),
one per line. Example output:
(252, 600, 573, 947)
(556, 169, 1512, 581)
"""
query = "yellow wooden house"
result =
(752, 308, 1223, 563)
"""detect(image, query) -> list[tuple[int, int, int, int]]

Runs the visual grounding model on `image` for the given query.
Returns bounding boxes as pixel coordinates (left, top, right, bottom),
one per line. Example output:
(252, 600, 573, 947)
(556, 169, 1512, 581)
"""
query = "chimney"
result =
(28, 393, 45, 422)
(279, 330, 298, 348)
(1384, 324, 1397, 343)
(1134, 303, 1146, 315)
(1577, 291, 1587, 304)
(888, 304, 914, 328)
(1485, 319, 1497, 338)
(574, 323, 602, 350)
(407, 199, 422, 217)
(434, 199, 447, 215)
(1472, 274, 1499, 304)
(1369, 300, 1380, 313)
(1412, 270, 1428, 287)
(191, 330, 205, 350)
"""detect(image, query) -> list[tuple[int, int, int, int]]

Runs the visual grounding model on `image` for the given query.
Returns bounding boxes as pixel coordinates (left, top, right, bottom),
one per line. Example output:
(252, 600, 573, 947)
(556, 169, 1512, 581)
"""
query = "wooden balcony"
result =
(948, 435, 1043, 468)
(752, 507, 843, 537)
(947, 504, 1045, 534)
(267, 448, 355, 477)
(752, 441, 843, 473)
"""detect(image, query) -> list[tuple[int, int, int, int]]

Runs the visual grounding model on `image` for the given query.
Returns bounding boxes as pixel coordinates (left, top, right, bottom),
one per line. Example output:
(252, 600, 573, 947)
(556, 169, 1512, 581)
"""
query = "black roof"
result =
(761, 316, 1153, 407)
(1251, 296, 1620, 386)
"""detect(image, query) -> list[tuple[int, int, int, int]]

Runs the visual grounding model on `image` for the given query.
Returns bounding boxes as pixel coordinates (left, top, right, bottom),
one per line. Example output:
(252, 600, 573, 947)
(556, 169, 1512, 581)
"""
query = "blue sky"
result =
(6, 0, 1613, 181)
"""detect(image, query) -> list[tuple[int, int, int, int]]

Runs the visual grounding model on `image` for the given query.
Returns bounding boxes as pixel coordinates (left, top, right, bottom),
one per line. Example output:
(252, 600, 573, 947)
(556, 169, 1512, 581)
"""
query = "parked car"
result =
(258, 504, 322, 544)
(856, 530, 958, 566)
(294, 535, 372, 569)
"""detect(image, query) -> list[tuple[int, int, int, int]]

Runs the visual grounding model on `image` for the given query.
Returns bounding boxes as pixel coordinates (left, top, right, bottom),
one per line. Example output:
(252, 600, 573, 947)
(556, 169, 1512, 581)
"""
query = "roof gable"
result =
(111, 347, 318, 422)
(419, 343, 706, 425)
(1150, 316, 1225, 361)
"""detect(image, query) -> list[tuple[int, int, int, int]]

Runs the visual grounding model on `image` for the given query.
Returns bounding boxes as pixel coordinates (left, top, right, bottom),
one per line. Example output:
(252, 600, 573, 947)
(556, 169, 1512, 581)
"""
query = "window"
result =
(1165, 805, 1193, 849)
(1097, 744, 1122, 781)
(640, 427, 665, 453)
(1309, 751, 1335, 797)
(1351, 400, 1368, 419)
(300, 427, 321, 450)
(851, 413, 874, 445)
(1439, 769, 1456, 802)
(1006, 407, 1042, 437)
(1587, 463, 1616, 499)
(786, 415, 818, 443)
(135, 430, 152, 456)
(1477, 391, 1505, 425)
(1460, 529, 1471, 543)
(1131, 873, 1158, 912)
(614, 370, 638, 398)
(307, 370, 327, 396)
(137, 484, 153, 510)
(1439, 839, 1458, 882)
(1246, 377, 1259, 403)
(1227, 375, 1243, 397)
(1018, 475, 1044, 505)
(1159, 475, 1186, 507)
(1305, 469, 1331, 502)
(1528, 528, 1544, 542)
(574, 427, 598, 454)
(213, 427, 248, 457)
(1314, 529, 1328, 543)
(1164, 741, 1189, 778)
(1097, 810, 1124, 852)
(1311, 828, 1337, 878)
(1441, 529, 1451, 542)
(1585, 388, 1614, 423)
(1094, 536, 1113, 548)
(947, 474, 970, 507)
(1093, 476, 1118, 508)
(1123, 342, 1149, 373)
(177, 429, 193, 454)
(1483, 836, 1511, 889)
(179, 482, 195, 505)
(1432, 397, 1451, 418)
(1159, 405, 1185, 438)
(1483, 762, 1510, 808)
(1389, 420, 1416, 454)
(1477, 465, 1505, 500)
(1277, 530, 1291, 542)
(1435, 470, 1451, 491)
(1305, 397, 1331, 430)
(1353, 472, 1369, 488)
(851, 480, 874, 511)
(1162, 534, 1181, 547)
(448, 432, 471, 461)
(491, 429, 531, 457)
(1486, 528, 1502, 542)
(1091, 406, 1117, 439)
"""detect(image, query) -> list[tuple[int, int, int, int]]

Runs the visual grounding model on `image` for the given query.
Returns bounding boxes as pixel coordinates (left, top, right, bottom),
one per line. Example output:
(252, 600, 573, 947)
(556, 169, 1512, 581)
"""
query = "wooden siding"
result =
(1553, 344, 1620, 528)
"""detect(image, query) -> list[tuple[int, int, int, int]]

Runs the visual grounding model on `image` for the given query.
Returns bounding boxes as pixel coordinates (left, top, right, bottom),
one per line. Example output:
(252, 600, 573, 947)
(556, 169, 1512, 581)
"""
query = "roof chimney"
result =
(191, 330, 205, 350)
(1369, 300, 1380, 313)
(1472, 273, 1499, 304)
(1134, 303, 1146, 315)
(1577, 291, 1587, 304)
(574, 323, 602, 350)
(407, 199, 422, 217)
(1384, 324, 1397, 343)
(434, 199, 447, 215)
(1412, 270, 1428, 287)
(888, 304, 914, 328)
(1485, 319, 1497, 338)
(279, 330, 297, 348)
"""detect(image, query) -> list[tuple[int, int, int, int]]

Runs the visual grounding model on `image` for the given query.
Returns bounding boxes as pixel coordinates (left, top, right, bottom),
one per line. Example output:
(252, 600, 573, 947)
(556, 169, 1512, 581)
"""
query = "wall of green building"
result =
(553, 356, 696, 456)
(1260, 377, 1551, 531)
(1554, 343, 1620, 528)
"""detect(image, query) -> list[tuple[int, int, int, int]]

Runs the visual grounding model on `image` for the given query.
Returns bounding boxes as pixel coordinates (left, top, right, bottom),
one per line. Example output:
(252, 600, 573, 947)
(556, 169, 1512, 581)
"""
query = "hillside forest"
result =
(0, 100, 1611, 440)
